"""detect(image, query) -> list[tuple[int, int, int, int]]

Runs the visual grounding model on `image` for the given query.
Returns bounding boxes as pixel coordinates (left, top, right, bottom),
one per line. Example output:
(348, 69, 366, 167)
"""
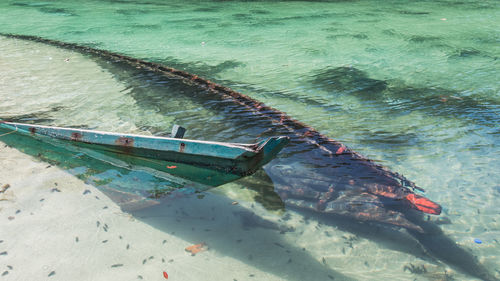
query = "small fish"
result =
(273, 242, 284, 248)
(75, 237, 79, 242)
(51, 188, 61, 193)
(2, 271, 8, 276)
(111, 264, 123, 268)
(0, 184, 10, 193)
(6, 266, 12, 270)
(83, 189, 91, 195)
(0, 251, 7, 256)
(48, 271, 55, 277)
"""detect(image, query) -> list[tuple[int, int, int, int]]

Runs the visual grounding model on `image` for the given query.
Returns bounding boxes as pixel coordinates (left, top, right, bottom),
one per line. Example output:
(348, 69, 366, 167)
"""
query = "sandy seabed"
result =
(2, 141, 490, 281)
(0, 142, 295, 281)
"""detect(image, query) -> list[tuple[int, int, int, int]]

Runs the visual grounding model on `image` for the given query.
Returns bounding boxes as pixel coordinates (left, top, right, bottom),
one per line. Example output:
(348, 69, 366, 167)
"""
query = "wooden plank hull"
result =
(0, 121, 289, 185)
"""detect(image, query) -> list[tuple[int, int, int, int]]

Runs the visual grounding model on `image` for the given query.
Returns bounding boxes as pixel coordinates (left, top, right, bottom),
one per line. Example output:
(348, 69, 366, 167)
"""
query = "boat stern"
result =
(253, 136, 290, 169)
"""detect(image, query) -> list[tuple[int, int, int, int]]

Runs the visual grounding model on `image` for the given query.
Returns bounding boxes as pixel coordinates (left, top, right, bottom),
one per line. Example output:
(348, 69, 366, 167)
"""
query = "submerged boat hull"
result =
(0, 121, 289, 185)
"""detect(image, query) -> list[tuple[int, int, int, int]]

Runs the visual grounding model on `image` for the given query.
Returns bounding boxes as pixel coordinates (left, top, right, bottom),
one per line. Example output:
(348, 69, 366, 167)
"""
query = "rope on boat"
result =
(0, 126, 18, 137)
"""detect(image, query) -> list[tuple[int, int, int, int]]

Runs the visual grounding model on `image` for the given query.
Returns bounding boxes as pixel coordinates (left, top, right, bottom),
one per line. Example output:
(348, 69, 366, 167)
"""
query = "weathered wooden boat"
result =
(0, 121, 289, 185)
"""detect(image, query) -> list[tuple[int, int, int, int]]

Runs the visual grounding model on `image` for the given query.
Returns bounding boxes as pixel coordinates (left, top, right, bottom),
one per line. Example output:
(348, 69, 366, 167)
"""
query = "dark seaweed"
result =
(249, 9, 271, 15)
(399, 10, 430, 15)
(407, 35, 441, 43)
(39, 7, 76, 16)
(310, 66, 499, 126)
(193, 6, 222, 13)
(311, 66, 387, 97)
(448, 48, 482, 59)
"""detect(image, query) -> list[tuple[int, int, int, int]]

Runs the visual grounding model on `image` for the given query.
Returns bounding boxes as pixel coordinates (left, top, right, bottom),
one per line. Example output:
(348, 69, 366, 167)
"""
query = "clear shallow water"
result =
(0, 0, 499, 280)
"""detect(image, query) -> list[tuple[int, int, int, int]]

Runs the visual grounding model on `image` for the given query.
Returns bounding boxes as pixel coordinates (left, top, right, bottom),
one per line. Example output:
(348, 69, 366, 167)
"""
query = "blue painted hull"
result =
(0, 121, 289, 185)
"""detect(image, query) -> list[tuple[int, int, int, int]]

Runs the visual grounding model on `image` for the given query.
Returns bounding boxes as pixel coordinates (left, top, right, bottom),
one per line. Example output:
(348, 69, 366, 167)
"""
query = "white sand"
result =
(0, 142, 479, 281)
(0, 143, 292, 281)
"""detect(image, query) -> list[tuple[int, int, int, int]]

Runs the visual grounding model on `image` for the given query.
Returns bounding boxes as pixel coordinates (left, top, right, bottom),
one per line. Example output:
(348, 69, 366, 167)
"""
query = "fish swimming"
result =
(1, 33, 497, 281)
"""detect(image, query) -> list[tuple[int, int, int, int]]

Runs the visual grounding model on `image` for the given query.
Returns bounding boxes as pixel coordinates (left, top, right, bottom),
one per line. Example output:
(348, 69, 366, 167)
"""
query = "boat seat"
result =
(171, 125, 186, 139)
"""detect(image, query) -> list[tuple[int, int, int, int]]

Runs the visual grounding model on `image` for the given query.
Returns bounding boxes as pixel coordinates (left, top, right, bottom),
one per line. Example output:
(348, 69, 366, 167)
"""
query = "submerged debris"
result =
(0, 184, 10, 193)
(403, 263, 427, 274)
(185, 243, 207, 256)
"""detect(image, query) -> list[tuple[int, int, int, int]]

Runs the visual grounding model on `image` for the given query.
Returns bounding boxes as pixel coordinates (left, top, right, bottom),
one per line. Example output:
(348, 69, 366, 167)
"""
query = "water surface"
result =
(0, 0, 499, 280)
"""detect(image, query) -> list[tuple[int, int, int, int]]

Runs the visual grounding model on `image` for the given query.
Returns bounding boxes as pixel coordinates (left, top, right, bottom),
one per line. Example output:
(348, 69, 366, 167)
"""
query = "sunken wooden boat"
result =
(0, 121, 289, 185)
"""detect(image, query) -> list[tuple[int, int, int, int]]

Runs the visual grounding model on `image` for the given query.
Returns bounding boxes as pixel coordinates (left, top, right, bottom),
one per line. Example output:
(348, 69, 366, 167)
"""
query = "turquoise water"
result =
(0, 0, 499, 280)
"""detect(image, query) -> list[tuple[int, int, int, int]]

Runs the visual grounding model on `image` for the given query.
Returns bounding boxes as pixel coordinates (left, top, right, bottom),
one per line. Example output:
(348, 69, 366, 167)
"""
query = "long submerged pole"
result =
(0, 33, 423, 194)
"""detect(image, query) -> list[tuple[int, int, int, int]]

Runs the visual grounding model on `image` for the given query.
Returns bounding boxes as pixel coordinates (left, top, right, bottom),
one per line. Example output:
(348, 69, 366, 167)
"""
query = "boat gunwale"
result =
(0, 121, 264, 152)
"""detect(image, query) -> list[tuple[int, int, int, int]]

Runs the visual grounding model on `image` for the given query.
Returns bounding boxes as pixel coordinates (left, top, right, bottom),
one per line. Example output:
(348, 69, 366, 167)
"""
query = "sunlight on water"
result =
(0, 0, 499, 280)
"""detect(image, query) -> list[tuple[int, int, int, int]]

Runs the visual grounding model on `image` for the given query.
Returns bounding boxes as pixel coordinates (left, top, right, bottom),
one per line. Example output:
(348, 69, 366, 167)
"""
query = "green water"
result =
(0, 0, 499, 280)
